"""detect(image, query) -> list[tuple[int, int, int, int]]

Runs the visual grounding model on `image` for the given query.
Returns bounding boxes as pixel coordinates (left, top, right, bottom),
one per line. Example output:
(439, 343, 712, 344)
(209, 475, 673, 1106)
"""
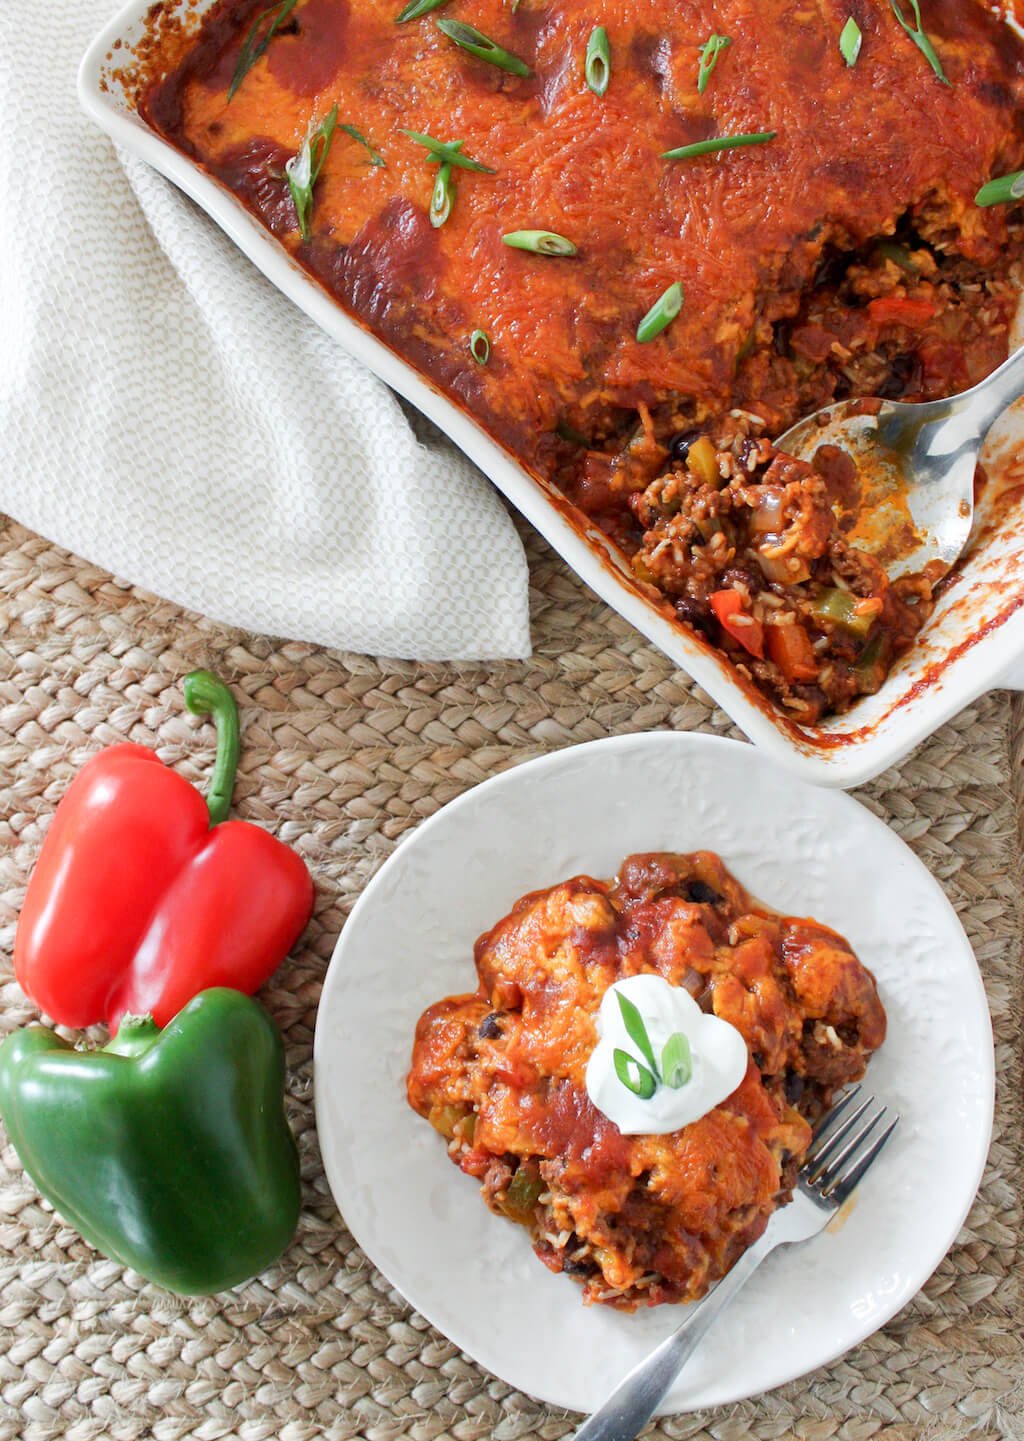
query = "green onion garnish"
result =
(636, 281, 683, 343)
(586, 27, 610, 96)
(839, 16, 862, 65)
(661, 131, 776, 161)
(697, 33, 730, 94)
(286, 104, 337, 241)
(613, 1047, 657, 1099)
(435, 17, 532, 76)
(661, 1031, 693, 1089)
(430, 161, 454, 226)
(228, 0, 299, 102)
(975, 171, 1024, 207)
(889, 0, 949, 85)
(395, 0, 447, 21)
(469, 329, 490, 364)
(502, 229, 578, 256)
(616, 992, 660, 1077)
(338, 124, 385, 167)
(399, 130, 495, 172)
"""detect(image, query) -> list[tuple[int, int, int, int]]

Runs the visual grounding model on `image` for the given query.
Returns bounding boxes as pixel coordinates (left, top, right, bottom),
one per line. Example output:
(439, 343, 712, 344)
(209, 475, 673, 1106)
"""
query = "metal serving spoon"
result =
(774, 342, 1024, 580)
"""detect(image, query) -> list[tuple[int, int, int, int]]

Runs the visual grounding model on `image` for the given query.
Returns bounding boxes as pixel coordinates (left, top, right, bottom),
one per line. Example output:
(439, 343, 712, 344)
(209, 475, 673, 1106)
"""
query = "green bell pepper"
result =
(0, 988, 301, 1295)
(807, 587, 877, 638)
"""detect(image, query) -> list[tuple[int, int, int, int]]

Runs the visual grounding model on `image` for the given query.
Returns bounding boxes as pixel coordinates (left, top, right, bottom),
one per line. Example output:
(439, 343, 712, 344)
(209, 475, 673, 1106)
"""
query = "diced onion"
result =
(750, 492, 784, 533)
(757, 549, 811, 585)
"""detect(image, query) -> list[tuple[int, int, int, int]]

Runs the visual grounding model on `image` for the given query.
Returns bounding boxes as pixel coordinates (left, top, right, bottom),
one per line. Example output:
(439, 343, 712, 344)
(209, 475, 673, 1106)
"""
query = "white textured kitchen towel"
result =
(0, 0, 531, 660)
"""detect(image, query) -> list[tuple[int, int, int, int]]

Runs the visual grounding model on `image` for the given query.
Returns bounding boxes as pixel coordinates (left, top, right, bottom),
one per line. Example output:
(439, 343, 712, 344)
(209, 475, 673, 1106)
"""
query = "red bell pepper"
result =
(867, 296, 937, 327)
(766, 623, 819, 683)
(14, 671, 314, 1032)
(710, 589, 765, 659)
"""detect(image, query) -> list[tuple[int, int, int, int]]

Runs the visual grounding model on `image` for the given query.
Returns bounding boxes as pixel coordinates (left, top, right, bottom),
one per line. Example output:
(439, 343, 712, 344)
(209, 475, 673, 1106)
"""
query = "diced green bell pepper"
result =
(854, 631, 890, 694)
(500, 1166, 544, 1223)
(808, 587, 876, 637)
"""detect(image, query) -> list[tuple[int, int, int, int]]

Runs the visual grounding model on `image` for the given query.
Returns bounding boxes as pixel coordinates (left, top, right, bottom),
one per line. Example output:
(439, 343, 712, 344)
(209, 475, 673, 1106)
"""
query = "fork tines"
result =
(804, 1086, 899, 1205)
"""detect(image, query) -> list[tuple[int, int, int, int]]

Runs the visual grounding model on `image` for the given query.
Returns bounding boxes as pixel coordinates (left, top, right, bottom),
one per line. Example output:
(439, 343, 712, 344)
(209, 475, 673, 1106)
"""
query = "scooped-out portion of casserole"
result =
(138, 0, 1024, 718)
(408, 852, 886, 1309)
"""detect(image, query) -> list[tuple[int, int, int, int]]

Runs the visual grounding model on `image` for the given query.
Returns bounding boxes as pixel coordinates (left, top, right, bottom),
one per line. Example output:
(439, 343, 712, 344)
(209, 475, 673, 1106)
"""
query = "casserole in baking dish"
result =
(79, 0, 1024, 783)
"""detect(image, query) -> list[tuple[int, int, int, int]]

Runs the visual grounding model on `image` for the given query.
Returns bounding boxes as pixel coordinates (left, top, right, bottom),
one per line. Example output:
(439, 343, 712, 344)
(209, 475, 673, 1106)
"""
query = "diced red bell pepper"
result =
(867, 297, 937, 327)
(14, 671, 314, 1032)
(766, 624, 819, 683)
(710, 590, 765, 659)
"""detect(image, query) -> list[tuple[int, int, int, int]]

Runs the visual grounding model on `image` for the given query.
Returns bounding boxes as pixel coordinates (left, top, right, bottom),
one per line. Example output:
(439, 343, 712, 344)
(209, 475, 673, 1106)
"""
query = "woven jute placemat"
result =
(0, 511, 1021, 1441)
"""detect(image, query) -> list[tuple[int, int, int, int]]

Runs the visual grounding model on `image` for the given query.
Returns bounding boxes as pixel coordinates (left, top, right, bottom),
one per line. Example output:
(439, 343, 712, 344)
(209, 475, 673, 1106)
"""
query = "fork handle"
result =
(571, 1229, 779, 1441)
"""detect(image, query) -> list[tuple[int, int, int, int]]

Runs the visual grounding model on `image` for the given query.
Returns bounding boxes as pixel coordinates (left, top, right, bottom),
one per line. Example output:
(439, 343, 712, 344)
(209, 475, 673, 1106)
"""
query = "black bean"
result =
(562, 1259, 593, 1277)
(877, 352, 923, 400)
(721, 565, 763, 596)
(684, 880, 721, 906)
(784, 1070, 804, 1103)
(674, 595, 716, 639)
(479, 1013, 503, 1040)
(669, 428, 702, 464)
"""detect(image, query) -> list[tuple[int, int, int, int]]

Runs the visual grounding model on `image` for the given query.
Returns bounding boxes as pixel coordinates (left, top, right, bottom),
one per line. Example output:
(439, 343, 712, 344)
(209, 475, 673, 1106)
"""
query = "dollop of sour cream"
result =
(585, 974, 749, 1135)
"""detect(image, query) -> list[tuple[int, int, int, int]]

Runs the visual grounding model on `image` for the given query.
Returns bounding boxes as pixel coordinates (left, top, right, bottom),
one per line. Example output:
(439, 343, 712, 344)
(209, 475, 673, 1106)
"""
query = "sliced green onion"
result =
(228, 0, 299, 102)
(697, 33, 730, 94)
(469, 329, 490, 364)
(585, 26, 610, 96)
(399, 129, 495, 172)
(435, 17, 532, 76)
(395, 0, 447, 21)
(661, 1031, 693, 1089)
(613, 1047, 657, 1099)
(616, 991, 659, 1076)
(286, 103, 338, 242)
(636, 281, 684, 342)
(975, 170, 1024, 207)
(889, 0, 949, 85)
(661, 131, 776, 161)
(430, 161, 454, 226)
(502, 229, 578, 256)
(839, 16, 862, 65)
(338, 124, 385, 167)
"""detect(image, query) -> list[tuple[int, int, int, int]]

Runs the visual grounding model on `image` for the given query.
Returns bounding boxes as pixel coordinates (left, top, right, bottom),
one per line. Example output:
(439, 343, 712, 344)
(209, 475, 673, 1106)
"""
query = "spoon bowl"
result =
(775, 342, 1024, 581)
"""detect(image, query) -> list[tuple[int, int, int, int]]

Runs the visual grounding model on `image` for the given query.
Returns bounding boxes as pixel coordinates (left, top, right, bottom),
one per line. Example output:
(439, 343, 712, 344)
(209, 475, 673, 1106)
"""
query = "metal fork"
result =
(572, 1087, 899, 1441)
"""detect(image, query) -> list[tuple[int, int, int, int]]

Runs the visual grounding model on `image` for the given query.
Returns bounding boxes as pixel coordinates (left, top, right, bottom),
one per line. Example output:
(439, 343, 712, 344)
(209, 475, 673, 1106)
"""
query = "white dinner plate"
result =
(313, 732, 993, 1414)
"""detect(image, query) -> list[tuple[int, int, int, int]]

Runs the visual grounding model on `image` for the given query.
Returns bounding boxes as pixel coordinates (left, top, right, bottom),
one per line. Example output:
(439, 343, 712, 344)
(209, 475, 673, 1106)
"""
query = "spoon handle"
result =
(958, 338, 1024, 437)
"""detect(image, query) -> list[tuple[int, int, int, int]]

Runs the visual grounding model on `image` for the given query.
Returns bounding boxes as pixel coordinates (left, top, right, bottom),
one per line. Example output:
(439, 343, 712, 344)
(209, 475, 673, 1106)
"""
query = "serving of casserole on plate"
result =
(80, 0, 1024, 783)
(409, 847, 887, 1311)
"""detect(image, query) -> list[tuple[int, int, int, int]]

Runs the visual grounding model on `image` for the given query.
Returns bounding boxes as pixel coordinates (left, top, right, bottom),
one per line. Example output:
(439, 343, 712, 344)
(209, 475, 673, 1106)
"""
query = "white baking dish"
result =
(78, 2, 1024, 787)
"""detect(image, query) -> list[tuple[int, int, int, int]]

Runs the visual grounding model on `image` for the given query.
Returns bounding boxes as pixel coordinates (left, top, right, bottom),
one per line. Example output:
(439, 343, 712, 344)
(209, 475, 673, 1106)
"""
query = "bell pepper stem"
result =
(103, 1013, 161, 1059)
(183, 671, 241, 827)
